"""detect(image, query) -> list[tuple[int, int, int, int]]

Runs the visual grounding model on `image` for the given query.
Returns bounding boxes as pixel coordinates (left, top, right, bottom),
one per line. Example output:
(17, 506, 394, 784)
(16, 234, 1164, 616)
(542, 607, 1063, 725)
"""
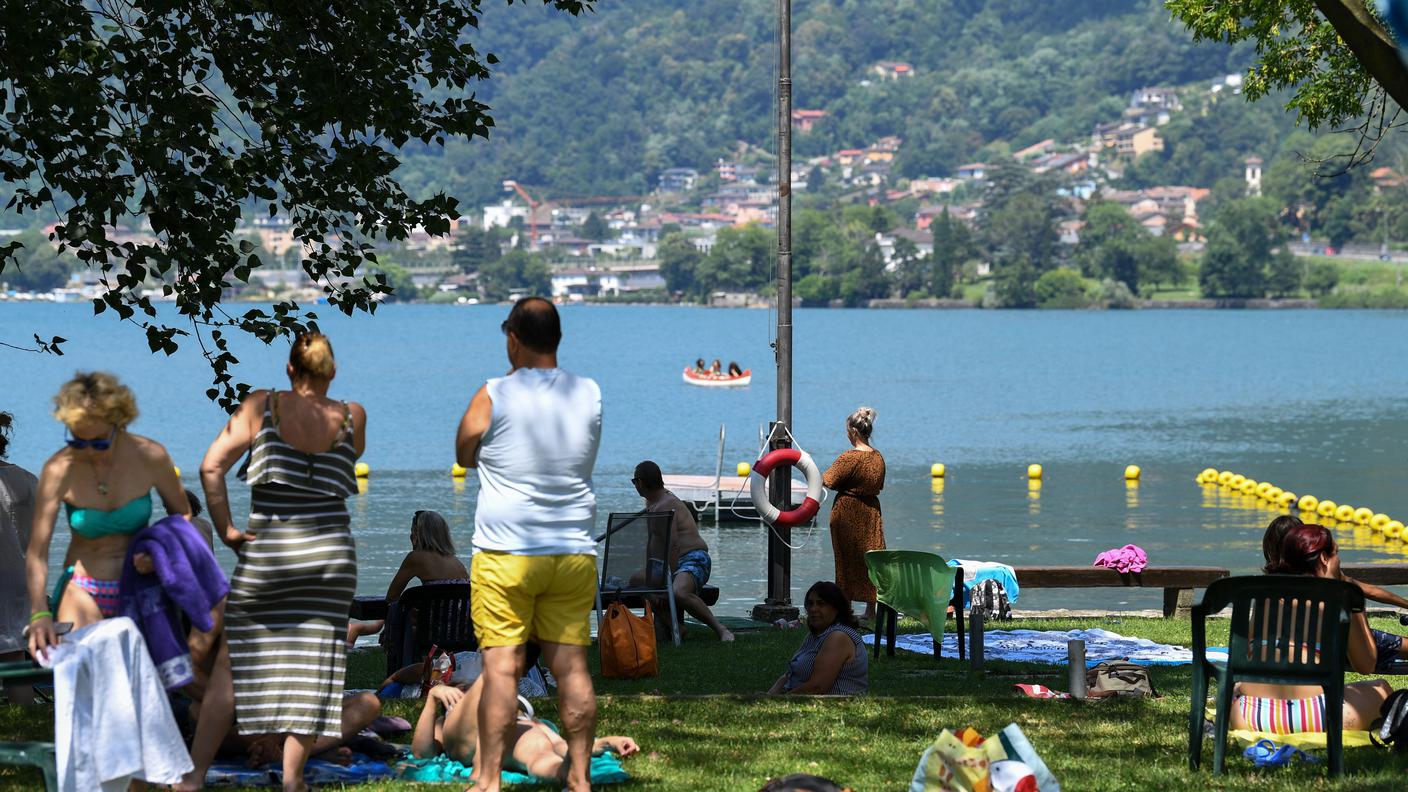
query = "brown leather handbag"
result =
(599, 602, 659, 679)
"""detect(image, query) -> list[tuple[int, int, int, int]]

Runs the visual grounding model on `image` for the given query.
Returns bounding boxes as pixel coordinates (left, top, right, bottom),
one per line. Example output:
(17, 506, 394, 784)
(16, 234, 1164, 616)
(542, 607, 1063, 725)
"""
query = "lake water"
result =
(5, 303, 1408, 613)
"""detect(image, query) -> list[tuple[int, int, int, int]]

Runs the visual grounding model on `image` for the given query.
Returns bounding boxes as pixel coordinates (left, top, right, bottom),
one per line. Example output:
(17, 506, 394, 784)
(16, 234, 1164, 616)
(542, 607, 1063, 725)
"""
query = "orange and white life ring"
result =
(750, 447, 823, 527)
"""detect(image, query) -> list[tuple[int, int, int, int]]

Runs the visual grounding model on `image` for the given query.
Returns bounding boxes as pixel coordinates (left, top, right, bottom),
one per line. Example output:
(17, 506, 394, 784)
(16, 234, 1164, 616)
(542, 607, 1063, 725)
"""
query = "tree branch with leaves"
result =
(0, 0, 591, 410)
(1165, 0, 1407, 165)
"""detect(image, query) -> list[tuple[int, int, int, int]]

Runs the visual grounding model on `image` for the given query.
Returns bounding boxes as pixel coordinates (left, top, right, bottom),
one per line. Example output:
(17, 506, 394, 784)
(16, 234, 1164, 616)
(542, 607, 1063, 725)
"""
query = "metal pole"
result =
(771, 0, 794, 606)
(755, 0, 797, 623)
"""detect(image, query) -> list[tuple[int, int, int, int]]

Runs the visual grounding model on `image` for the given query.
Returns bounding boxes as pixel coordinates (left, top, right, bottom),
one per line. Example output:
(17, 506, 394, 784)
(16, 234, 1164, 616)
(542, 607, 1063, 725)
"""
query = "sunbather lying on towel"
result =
(173, 690, 385, 768)
(1233, 523, 1393, 734)
(1265, 515, 1408, 671)
(411, 675, 639, 785)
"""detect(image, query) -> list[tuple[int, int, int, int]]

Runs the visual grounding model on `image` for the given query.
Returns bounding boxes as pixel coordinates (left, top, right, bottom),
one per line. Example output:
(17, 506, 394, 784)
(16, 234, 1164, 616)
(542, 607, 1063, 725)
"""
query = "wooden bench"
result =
(1342, 565, 1408, 586)
(349, 586, 722, 621)
(1012, 566, 1230, 618)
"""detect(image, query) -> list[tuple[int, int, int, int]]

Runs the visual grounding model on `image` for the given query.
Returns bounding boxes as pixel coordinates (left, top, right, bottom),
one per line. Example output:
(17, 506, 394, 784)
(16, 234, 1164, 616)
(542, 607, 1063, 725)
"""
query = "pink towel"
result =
(1093, 544, 1148, 574)
(1014, 683, 1070, 699)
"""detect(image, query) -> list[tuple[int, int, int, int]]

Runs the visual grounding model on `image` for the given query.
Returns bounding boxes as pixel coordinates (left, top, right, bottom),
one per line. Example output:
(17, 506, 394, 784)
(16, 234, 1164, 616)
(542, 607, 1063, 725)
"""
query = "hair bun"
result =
(289, 332, 336, 380)
(847, 406, 876, 440)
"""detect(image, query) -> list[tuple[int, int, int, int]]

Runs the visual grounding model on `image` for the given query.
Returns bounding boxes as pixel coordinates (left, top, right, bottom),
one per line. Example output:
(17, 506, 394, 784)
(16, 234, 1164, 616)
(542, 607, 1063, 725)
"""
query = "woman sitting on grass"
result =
(347, 509, 468, 645)
(768, 581, 868, 695)
(1231, 523, 1393, 734)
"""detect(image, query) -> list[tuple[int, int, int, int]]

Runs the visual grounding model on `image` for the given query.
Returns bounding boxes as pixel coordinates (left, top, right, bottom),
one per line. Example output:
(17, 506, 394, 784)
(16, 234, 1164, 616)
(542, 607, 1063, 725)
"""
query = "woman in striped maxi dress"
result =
(199, 332, 366, 792)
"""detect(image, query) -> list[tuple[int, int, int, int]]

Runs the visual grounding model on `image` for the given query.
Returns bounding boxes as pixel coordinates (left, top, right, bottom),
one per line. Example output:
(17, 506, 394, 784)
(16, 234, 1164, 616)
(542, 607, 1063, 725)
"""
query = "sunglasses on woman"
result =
(65, 428, 116, 451)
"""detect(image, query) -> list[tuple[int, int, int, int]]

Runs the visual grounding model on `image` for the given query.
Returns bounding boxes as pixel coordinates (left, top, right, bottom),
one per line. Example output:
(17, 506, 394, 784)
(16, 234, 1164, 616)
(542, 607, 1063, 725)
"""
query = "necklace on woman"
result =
(90, 458, 111, 496)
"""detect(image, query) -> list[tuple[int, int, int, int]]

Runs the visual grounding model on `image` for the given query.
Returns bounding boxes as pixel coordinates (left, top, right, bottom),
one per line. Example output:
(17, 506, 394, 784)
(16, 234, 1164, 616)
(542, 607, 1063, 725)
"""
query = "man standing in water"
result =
(631, 461, 735, 642)
(455, 297, 602, 792)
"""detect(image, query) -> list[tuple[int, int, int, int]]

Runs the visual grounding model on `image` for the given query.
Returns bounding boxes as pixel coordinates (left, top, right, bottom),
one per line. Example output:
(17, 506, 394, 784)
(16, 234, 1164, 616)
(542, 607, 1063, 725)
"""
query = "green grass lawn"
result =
(5, 616, 1408, 790)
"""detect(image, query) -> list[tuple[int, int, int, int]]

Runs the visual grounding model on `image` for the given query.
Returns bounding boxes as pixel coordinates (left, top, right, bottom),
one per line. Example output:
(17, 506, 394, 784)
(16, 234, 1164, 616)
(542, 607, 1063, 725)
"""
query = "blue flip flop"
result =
(1243, 739, 1320, 768)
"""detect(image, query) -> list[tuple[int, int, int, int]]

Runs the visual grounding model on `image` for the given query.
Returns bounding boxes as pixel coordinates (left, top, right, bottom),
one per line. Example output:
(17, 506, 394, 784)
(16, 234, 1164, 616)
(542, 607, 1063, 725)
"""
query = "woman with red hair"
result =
(1231, 524, 1393, 734)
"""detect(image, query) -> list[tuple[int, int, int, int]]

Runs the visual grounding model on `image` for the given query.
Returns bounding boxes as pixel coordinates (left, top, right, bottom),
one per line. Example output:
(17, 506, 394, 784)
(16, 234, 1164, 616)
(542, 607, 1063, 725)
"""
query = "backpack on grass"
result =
(970, 579, 1012, 622)
(1085, 661, 1158, 699)
(1373, 689, 1408, 751)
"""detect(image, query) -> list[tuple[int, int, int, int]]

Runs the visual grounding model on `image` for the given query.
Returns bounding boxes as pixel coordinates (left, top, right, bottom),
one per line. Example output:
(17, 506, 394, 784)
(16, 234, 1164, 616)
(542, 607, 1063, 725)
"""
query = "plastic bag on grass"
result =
(908, 724, 1059, 792)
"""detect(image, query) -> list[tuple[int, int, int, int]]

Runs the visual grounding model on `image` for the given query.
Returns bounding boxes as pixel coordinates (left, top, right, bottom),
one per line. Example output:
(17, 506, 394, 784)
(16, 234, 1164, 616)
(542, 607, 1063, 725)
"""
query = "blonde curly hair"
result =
(53, 372, 138, 428)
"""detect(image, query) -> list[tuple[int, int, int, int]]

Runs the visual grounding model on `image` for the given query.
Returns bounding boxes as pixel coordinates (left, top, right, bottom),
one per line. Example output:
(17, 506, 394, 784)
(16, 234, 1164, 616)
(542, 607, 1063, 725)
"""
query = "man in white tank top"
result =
(455, 297, 601, 792)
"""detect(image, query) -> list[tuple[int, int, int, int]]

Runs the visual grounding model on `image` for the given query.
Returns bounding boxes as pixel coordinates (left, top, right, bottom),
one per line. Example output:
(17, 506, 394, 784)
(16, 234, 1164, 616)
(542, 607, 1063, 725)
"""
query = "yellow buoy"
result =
(931, 463, 946, 478)
(1387, 521, 1405, 539)
(1371, 513, 1390, 530)
(1027, 464, 1043, 480)
(1298, 495, 1318, 512)
(1266, 487, 1282, 503)
(1218, 471, 1235, 486)
(737, 462, 752, 477)
(1335, 504, 1356, 523)
(1229, 474, 1246, 489)
(1124, 465, 1141, 481)
(1354, 507, 1374, 525)
(1317, 499, 1338, 517)
(1239, 480, 1257, 495)
(1279, 491, 1297, 508)
(355, 462, 371, 478)
(1200, 468, 1219, 482)
(451, 463, 467, 478)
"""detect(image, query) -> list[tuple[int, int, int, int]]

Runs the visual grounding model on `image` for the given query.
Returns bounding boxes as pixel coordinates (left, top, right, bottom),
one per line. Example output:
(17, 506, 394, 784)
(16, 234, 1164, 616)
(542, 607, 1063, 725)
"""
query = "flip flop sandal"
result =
(1243, 739, 1319, 768)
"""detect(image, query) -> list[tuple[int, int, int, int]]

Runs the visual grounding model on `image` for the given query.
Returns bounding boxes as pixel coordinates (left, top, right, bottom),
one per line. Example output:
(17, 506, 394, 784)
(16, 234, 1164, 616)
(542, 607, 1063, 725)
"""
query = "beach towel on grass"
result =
(205, 753, 397, 786)
(862, 628, 1230, 666)
(398, 752, 630, 785)
(1197, 703, 1374, 750)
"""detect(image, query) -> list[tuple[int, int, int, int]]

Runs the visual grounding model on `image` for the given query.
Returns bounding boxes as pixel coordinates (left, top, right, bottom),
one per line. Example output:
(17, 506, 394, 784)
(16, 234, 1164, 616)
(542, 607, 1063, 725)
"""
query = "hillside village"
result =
(1, 68, 1398, 306)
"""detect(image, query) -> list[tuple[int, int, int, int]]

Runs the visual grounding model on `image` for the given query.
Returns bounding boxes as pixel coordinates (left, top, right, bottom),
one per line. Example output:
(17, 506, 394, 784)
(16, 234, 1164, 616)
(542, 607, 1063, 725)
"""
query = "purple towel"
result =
(1093, 544, 1148, 574)
(120, 514, 230, 689)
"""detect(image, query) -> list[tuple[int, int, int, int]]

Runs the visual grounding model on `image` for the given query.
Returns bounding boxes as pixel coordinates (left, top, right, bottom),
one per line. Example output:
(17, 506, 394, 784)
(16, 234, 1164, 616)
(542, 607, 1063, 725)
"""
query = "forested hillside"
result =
(396, 0, 1254, 205)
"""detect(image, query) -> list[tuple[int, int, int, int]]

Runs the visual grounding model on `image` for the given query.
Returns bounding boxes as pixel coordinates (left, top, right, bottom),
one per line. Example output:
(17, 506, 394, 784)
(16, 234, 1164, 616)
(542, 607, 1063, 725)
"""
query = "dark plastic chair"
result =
(865, 550, 966, 661)
(595, 511, 680, 645)
(1188, 575, 1364, 777)
(0, 660, 57, 791)
(383, 582, 476, 676)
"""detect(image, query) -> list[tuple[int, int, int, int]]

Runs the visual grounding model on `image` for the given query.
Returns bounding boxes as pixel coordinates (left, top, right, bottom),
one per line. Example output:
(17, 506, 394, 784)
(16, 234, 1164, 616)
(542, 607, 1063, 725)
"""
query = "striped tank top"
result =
(784, 623, 869, 695)
(238, 390, 358, 498)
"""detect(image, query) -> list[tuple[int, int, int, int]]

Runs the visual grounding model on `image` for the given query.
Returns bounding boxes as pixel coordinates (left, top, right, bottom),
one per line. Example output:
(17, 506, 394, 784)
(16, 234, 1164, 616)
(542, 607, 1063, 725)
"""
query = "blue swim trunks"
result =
(674, 549, 712, 590)
(1372, 628, 1404, 672)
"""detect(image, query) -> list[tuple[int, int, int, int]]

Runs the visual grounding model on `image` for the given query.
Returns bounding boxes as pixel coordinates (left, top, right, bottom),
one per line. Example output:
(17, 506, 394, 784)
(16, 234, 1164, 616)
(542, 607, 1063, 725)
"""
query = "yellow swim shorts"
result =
(471, 551, 597, 648)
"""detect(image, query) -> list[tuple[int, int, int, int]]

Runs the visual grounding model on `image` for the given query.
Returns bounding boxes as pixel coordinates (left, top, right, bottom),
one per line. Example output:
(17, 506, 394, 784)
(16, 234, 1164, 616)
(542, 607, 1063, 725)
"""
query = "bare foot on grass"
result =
(171, 768, 205, 792)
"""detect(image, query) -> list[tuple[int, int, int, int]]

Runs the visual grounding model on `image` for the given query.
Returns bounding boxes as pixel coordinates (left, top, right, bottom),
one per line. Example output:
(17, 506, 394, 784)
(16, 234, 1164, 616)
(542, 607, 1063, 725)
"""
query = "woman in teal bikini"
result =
(24, 372, 189, 657)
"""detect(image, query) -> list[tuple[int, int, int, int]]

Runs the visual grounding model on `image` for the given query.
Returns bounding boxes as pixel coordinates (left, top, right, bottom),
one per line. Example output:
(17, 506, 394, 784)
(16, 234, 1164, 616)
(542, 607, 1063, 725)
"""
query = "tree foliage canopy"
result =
(1165, 0, 1408, 140)
(0, 0, 589, 408)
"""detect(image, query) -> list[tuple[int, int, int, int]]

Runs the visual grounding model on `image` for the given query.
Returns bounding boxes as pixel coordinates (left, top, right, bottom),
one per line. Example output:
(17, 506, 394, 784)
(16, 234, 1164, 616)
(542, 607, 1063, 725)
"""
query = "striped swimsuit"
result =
(1236, 694, 1327, 734)
(227, 391, 359, 737)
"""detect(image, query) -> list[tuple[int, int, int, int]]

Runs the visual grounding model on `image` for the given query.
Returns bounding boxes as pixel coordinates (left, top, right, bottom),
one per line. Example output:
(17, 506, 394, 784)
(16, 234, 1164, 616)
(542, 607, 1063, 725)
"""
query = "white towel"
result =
(40, 617, 193, 792)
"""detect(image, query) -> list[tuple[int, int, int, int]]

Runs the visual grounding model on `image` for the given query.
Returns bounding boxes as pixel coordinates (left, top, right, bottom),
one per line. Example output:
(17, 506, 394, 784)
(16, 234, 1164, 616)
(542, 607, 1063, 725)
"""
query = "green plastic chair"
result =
(0, 660, 57, 791)
(1188, 575, 1364, 777)
(864, 550, 966, 661)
